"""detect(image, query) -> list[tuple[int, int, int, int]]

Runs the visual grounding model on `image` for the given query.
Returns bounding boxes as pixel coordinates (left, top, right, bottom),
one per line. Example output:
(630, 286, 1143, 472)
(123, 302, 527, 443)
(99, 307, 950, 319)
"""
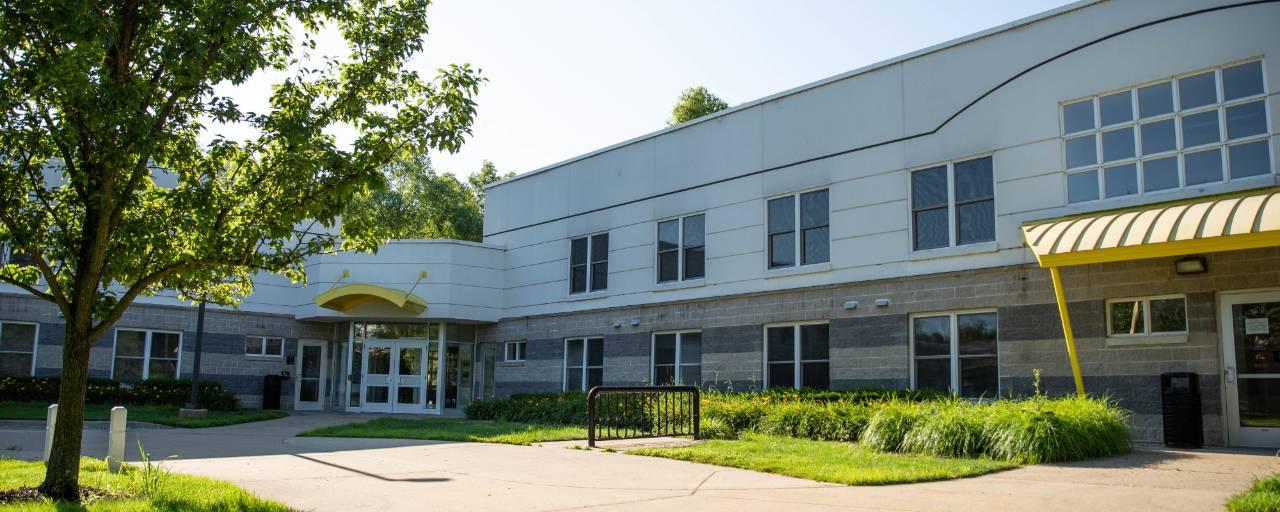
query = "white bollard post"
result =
(43, 404, 57, 462)
(108, 406, 127, 472)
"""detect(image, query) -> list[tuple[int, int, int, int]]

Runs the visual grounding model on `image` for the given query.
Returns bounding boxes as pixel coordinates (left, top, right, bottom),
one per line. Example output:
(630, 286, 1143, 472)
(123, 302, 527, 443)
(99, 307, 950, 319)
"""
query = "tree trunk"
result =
(38, 329, 93, 501)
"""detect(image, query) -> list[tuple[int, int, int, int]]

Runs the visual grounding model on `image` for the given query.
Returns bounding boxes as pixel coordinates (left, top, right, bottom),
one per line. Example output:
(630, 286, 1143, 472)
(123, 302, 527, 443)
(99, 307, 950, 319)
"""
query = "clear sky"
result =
(218, 0, 1077, 179)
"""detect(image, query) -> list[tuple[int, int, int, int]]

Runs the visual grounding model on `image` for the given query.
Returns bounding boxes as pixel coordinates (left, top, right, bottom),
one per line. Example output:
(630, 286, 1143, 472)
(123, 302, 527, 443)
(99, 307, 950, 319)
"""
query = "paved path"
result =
(2, 414, 1274, 511)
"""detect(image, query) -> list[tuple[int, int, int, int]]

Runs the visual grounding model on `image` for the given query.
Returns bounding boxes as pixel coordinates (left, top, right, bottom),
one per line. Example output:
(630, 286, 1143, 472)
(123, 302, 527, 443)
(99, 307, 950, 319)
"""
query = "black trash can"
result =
(1161, 372, 1202, 448)
(262, 374, 283, 410)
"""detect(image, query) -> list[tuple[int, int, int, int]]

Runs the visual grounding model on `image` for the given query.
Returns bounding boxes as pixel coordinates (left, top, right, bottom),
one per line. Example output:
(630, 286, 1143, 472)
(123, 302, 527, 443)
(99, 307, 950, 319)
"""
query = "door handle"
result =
(1225, 366, 1237, 384)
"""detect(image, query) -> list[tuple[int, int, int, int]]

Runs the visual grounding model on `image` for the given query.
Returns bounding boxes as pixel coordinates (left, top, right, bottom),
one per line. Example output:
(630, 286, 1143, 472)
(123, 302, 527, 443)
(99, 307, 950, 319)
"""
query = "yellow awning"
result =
(1022, 187, 1280, 268)
(314, 284, 428, 314)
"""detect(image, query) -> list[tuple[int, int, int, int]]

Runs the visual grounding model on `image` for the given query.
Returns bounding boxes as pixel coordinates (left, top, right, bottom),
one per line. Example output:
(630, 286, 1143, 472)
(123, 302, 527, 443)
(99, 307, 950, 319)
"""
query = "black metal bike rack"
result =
(586, 386, 700, 448)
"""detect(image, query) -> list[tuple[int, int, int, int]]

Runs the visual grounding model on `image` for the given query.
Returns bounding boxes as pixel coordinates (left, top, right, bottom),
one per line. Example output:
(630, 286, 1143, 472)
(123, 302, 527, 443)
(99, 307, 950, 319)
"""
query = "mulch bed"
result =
(0, 485, 120, 504)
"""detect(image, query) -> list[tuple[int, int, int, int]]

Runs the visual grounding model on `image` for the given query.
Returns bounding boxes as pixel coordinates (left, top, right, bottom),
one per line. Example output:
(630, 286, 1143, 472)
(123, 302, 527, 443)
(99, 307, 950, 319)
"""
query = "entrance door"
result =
(1221, 290, 1280, 447)
(295, 340, 327, 411)
(394, 343, 427, 413)
(362, 341, 394, 413)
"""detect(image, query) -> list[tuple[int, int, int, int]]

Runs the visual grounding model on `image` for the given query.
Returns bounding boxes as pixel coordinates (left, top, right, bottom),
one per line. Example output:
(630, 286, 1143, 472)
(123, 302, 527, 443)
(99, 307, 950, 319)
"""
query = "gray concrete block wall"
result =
(603, 332, 649, 386)
(702, 324, 762, 390)
(831, 315, 909, 390)
(493, 337, 563, 396)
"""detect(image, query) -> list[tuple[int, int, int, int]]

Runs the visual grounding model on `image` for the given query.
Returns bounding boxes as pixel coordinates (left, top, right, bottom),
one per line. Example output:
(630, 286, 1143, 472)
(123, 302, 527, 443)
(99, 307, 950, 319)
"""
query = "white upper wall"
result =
(484, 0, 1280, 319)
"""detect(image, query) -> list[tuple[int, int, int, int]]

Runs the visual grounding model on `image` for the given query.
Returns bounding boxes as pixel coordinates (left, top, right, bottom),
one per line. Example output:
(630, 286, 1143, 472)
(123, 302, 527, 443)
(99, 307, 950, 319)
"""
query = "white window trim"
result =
(562, 337, 603, 391)
(655, 213, 706, 284)
(1062, 58, 1272, 205)
(650, 330, 701, 386)
(1105, 294, 1189, 338)
(568, 232, 609, 295)
(0, 320, 39, 377)
(504, 340, 527, 362)
(761, 321, 829, 389)
(908, 309, 1000, 396)
(111, 328, 183, 381)
(765, 187, 831, 271)
(244, 335, 285, 358)
(908, 153, 997, 252)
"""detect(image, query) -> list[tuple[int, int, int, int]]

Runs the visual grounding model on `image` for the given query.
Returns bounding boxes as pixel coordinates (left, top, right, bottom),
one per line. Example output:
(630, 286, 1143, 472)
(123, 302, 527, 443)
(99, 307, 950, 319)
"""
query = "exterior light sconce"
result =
(843, 300, 859, 310)
(612, 320, 622, 328)
(1175, 256, 1208, 275)
(630, 318, 641, 326)
(874, 298, 891, 307)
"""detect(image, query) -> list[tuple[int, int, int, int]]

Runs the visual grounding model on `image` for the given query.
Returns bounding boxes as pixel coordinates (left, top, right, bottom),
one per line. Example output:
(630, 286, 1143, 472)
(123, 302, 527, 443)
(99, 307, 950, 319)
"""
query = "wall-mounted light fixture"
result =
(874, 298, 891, 307)
(630, 318, 641, 326)
(612, 320, 623, 328)
(1175, 256, 1208, 275)
(842, 300, 859, 310)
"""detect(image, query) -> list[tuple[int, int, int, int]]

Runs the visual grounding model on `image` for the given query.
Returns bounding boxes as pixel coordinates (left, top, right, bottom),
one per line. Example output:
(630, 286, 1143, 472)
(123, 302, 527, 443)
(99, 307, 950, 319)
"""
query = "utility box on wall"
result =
(1161, 372, 1203, 448)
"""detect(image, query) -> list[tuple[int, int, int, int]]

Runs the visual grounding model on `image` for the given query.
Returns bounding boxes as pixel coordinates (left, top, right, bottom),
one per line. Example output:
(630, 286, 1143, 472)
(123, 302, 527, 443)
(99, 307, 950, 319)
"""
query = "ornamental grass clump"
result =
(756, 401, 872, 442)
(901, 398, 988, 458)
(981, 395, 1130, 463)
(861, 400, 926, 453)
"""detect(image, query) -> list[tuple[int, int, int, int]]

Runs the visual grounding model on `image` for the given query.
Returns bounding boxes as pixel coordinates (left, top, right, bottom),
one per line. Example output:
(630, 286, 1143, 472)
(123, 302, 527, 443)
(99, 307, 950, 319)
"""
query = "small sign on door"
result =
(1245, 317, 1270, 335)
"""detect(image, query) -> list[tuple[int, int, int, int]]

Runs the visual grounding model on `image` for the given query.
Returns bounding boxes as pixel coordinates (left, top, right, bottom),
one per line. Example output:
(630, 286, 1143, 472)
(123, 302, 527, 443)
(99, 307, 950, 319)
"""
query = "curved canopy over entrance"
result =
(314, 284, 428, 314)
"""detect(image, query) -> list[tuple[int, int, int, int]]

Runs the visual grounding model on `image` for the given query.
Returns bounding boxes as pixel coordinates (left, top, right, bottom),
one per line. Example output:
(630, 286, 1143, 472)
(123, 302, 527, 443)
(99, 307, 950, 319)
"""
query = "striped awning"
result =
(1022, 187, 1280, 268)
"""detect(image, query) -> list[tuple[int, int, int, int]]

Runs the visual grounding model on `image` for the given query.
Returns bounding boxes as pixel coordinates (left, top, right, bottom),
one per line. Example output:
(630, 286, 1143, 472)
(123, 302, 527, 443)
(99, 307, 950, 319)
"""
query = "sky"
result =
(216, 0, 1077, 179)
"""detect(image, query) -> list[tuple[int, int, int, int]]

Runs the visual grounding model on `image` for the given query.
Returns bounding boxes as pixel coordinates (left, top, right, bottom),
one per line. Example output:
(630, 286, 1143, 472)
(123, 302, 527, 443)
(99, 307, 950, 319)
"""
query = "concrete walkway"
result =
(2, 413, 1274, 511)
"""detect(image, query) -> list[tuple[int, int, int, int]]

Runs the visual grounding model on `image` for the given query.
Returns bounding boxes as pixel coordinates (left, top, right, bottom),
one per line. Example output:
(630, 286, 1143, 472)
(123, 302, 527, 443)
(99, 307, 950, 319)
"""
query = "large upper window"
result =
(652, 331, 701, 386)
(1064, 60, 1271, 204)
(113, 329, 182, 382)
(911, 311, 998, 398)
(570, 233, 608, 294)
(657, 214, 705, 283)
(564, 337, 603, 391)
(765, 322, 829, 390)
(911, 156, 995, 251)
(0, 321, 38, 377)
(768, 189, 829, 269)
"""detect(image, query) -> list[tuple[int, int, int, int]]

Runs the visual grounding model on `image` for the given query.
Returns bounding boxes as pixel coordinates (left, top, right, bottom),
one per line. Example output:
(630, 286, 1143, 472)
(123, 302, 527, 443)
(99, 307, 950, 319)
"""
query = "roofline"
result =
(485, 0, 1100, 191)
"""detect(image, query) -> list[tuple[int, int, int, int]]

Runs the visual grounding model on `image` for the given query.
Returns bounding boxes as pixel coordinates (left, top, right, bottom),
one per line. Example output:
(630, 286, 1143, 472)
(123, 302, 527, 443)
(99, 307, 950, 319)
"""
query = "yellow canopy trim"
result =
(314, 284, 427, 314)
(1022, 187, 1280, 268)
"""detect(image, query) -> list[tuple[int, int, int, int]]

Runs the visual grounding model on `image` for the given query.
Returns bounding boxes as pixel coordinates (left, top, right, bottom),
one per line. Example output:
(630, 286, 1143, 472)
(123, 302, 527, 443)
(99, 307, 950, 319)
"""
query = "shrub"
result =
(465, 392, 587, 424)
(756, 401, 871, 442)
(861, 400, 926, 453)
(901, 399, 987, 458)
(0, 376, 240, 411)
(981, 395, 1130, 463)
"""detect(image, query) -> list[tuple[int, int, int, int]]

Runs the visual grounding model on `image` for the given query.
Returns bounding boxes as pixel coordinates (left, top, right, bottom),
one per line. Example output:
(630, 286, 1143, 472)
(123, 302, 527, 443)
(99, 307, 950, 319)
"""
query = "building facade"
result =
(2, 0, 1279, 447)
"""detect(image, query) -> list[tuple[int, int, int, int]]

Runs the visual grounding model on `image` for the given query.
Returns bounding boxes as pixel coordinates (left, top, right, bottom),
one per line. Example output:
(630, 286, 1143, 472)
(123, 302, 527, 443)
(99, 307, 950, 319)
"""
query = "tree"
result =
(667, 86, 730, 126)
(468, 159, 514, 209)
(0, 0, 482, 499)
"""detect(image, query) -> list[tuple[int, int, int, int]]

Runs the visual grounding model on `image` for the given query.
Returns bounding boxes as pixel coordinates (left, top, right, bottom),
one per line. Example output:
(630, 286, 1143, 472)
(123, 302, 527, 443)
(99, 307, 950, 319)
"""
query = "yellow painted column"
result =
(1049, 266, 1086, 395)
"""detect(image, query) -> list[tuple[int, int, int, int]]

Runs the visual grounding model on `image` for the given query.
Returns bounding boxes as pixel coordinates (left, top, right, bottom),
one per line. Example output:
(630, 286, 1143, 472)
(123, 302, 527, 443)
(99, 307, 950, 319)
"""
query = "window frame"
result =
(1105, 294, 1189, 337)
(761, 321, 830, 390)
(766, 188, 830, 270)
(569, 232, 609, 295)
(111, 328, 183, 381)
(0, 320, 39, 377)
(908, 309, 1000, 398)
(656, 213, 706, 284)
(909, 154, 996, 252)
(562, 336, 604, 391)
(244, 335, 284, 358)
(504, 340, 527, 362)
(1062, 58, 1272, 205)
(650, 330, 702, 386)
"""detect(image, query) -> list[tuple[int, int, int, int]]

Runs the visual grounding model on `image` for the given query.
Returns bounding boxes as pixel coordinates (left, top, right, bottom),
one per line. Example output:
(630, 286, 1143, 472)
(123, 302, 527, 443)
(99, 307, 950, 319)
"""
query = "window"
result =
(570, 233, 608, 294)
(911, 156, 995, 250)
(657, 214, 705, 283)
(1064, 60, 1272, 204)
(0, 321, 38, 377)
(505, 341, 526, 362)
(244, 336, 284, 357)
(911, 311, 998, 398)
(652, 331, 701, 385)
(113, 329, 181, 382)
(764, 323, 829, 389)
(1106, 295, 1188, 336)
(564, 337, 603, 390)
(768, 189, 829, 269)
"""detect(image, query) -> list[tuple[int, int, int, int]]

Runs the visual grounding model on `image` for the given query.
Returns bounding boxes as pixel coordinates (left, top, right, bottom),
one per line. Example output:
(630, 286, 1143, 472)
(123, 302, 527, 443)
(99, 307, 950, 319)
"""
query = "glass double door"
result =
(362, 341, 427, 414)
(1222, 290, 1280, 447)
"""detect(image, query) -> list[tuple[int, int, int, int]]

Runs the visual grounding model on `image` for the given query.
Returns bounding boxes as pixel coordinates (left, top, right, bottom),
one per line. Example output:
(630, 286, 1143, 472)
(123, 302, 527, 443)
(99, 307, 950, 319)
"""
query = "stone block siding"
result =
(0, 294, 335, 410)
(488, 247, 1280, 446)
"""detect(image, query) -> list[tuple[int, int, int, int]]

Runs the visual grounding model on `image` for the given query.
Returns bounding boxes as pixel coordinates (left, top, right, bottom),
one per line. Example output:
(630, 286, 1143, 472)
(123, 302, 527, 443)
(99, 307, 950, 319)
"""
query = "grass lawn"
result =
(0, 457, 290, 511)
(1228, 473, 1280, 512)
(0, 402, 287, 428)
(628, 434, 1018, 486)
(300, 417, 586, 445)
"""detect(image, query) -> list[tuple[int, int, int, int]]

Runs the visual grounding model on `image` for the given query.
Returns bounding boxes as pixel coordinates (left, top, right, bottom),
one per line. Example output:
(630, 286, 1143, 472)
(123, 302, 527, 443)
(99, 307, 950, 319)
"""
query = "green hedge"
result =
(466, 391, 588, 424)
(0, 376, 240, 411)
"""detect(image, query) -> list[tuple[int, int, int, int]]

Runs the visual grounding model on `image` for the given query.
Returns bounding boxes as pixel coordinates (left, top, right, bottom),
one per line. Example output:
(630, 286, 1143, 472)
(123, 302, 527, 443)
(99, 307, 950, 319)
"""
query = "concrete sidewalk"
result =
(2, 414, 1275, 511)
